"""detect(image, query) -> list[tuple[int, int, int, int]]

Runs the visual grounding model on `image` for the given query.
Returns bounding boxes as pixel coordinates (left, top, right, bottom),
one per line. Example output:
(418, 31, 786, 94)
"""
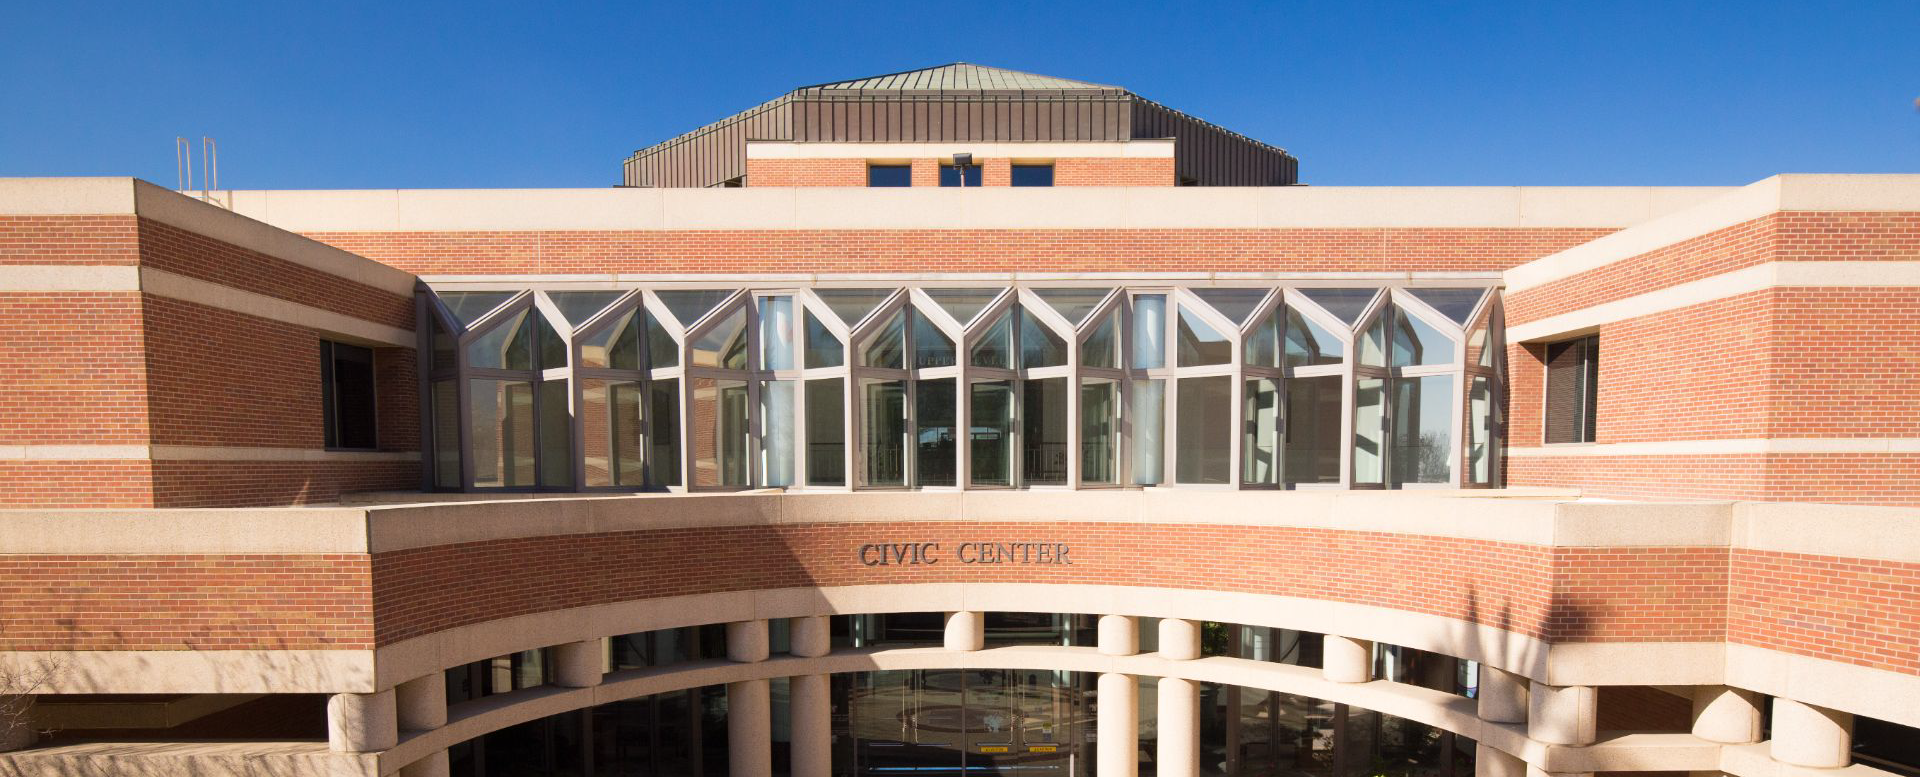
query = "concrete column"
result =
(1474, 743, 1526, 777)
(1158, 618, 1201, 661)
(0, 694, 34, 753)
(1691, 686, 1763, 744)
(1478, 666, 1529, 724)
(1527, 684, 1598, 747)
(1097, 672, 1138, 777)
(395, 672, 448, 731)
(944, 611, 983, 652)
(790, 674, 832, 777)
(790, 615, 831, 658)
(1157, 677, 1200, 777)
(554, 639, 604, 688)
(1323, 635, 1374, 684)
(399, 750, 451, 777)
(1099, 615, 1138, 656)
(729, 679, 773, 777)
(327, 689, 398, 753)
(1770, 698, 1853, 769)
(728, 620, 771, 663)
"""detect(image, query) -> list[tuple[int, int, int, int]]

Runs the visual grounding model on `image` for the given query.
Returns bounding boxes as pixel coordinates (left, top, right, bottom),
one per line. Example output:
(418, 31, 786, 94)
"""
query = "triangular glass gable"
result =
(654, 289, 737, 328)
(548, 291, 626, 329)
(437, 291, 515, 328)
(813, 288, 897, 329)
(1408, 288, 1488, 326)
(921, 288, 1004, 327)
(1031, 288, 1112, 327)
(1192, 288, 1270, 326)
(1298, 288, 1379, 327)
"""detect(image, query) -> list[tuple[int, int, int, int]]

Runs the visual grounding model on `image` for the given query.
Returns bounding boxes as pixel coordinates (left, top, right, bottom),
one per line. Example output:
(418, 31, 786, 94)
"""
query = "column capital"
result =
(945, 611, 984, 652)
(728, 620, 771, 663)
(1099, 614, 1139, 656)
(1323, 635, 1374, 683)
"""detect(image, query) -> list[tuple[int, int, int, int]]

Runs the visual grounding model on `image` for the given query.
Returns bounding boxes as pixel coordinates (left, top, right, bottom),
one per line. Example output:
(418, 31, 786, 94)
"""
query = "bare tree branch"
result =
(0, 655, 65, 748)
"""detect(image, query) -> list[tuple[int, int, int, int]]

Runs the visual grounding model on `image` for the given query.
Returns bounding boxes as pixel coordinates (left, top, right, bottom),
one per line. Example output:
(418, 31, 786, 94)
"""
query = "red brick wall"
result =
(1551, 547, 1728, 642)
(1730, 548, 1920, 675)
(138, 218, 412, 328)
(0, 215, 139, 266)
(1054, 157, 1176, 186)
(743, 159, 866, 187)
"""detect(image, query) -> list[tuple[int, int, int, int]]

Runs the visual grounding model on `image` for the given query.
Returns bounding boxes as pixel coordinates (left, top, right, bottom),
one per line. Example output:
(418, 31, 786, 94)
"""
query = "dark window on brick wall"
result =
(1544, 335, 1598, 444)
(866, 164, 911, 187)
(1011, 164, 1054, 187)
(321, 340, 377, 450)
(938, 164, 982, 187)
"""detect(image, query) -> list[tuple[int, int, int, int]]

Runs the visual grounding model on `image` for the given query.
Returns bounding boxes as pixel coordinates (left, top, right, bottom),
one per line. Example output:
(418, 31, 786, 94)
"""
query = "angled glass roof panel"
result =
(654, 290, 736, 328)
(813, 288, 897, 329)
(922, 288, 1003, 327)
(438, 291, 515, 328)
(1408, 288, 1489, 326)
(1031, 288, 1112, 327)
(548, 291, 627, 329)
(1192, 288, 1269, 326)
(1298, 288, 1379, 327)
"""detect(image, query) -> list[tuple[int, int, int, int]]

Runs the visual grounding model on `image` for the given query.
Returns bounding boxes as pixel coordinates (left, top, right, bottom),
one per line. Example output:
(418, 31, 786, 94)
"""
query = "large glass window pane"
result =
(535, 310, 566, 369)
(647, 378, 681, 487)
(1392, 308, 1454, 367)
(970, 312, 1013, 369)
(938, 164, 981, 187)
(1081, 379, 1120, 485)
(1468, 376, 1493, 485)
(1359, 316, 1387, 368)
(861, 379, 906, 486)
(1176, 305, 1231, 367)
(468, 309, 533, 370)
(867, 165, 911, 187)
(538, 380, 570, 488)
(1243, 378, 1281, 486)
(581, 309, 641, 369)
(1032, 288, 1112, 327)
(692, 378, 749, 488)
(760, 296, 796, 371)
(916, 378, 957, 487)
(692, 307, 748, 370)
(438, 291, 515, 329)
(1175, 376, 1232, 484)
(813, 288, 895, 329)
(970, 380, 1015, 487)
(432, 379, 460, 487)
(655, 289, 736, 329)
(548, 290, 624, 330)
(1286, 376, 1344, 485)
(804, 310, 843, 369)
(1081, 311, 1119, 369)
(1299, 288, 1378, 326)
(912, 309, 956, 369)
(863, 310, 906, 370)
(1392, 375, 1455, 484)
(1132, 379, 1165, 485)
(1246, 308, 1282, 368)
(1019, 307, 1065, 369)
(1409, 287, 1488, 325)
(805, 378, 845, 486)
(1354, 378, 1386, 485)
(646, 308, 679, 369)
(1194, 288, 1268, 325)
(762, 380, 795, 488)
(1133, 295, 1166, 369)
(470, 378, 535, 488)
(430, 315, 457, 372)
(582, 379, 644, 487)
(1024, 377, 1069, 485)
(1287, 308, 1345, 367)
(922, 288, 1001, 327)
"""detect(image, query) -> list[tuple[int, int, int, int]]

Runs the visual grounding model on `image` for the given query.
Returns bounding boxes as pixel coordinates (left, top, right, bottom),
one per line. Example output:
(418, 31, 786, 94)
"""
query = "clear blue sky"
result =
(3, 1, 1916, 189)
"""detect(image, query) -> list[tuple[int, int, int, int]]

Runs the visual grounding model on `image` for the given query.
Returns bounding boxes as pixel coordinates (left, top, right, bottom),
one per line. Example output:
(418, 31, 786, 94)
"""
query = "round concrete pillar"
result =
(1478, 666, 1529, 724)
(327, 689, 398, 753)
(1770, 697, 1853, 769)
(399, 750, 451, 777)
(554, 639, 604, 688)
(727, 620, 771, 663)
(1097, 673, 1138, 777)
(1691, 686, 1763, 744)
(728, 678, 772, 777)
(944, 611, 984, 652)
(395, 672, 447, 731)
(1527, 684, 1598, 747)
(1474, 743, 1526, 777)
(1158, 618, 1201, 661)
(0, 694, 35, 753)
(1157, 677, 1199, 777)
(1323, 635, 1374, 684)
(790, 615, 831, 658)
(1099, 615, 1139, 656)
(790, 674, 831, 777)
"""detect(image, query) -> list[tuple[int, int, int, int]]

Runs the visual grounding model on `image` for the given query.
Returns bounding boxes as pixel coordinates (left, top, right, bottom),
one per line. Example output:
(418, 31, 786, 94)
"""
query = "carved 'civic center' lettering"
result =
(857, 542, 1072, 566)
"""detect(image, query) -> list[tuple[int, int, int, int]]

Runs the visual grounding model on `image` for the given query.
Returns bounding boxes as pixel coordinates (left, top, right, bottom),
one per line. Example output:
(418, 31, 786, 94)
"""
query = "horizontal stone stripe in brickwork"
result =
(0, 214, 139, 265)
(0, 292, 148, 446)
(1506, 453, 1920, 506)
(0, 554, 373, 651)
(1054, 157, 1175, 186)
(0, 460, 152, 507)
(300, 227, 1616, 276)
(137, 217, 414, 330)
(1729, 548, 1920, 676)
(744, 159, 868, 187)
(150, 459, 419, 508)
(1550, 547, 1729, 642)
(1506, 211, 1920, 325)
(368, 523, 1575, 648)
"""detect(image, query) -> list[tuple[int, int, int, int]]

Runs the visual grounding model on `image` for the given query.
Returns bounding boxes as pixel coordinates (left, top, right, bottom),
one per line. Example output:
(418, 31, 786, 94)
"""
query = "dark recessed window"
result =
(867, 165, 911, 187)
(1544, 335, 1598, 444)
(938, 164, 981, 187)
(1011, 164, 1054, 187)
(321, 340, 377, 450)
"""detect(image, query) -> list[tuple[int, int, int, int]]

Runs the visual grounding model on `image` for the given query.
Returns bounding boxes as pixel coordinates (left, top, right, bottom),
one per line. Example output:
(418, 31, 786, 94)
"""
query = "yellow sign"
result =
(980, 746, 1010, 753)
(1029, 745, 1059, 753)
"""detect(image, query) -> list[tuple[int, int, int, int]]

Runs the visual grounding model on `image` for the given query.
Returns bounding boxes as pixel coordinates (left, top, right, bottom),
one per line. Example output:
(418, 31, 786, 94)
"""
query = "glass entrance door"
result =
(844, 669, 1091, 777)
